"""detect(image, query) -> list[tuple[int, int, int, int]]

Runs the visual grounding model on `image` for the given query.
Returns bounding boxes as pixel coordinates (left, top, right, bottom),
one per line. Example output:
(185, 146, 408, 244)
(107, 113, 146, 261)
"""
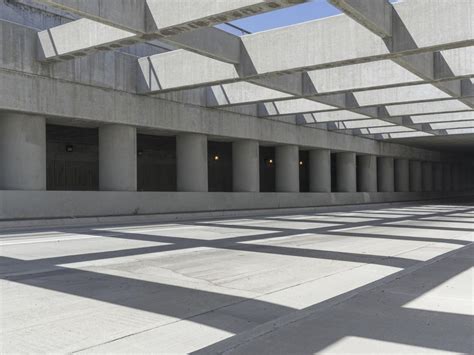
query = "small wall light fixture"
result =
(299, 160, 304, 166)
(264, 158, 274, 166)
(65, 145, 73, 153)
(214, 155, 220, 161)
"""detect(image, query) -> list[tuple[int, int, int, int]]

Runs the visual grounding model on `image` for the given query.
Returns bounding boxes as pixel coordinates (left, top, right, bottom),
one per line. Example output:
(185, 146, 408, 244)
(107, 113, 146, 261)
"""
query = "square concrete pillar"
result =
(357, 155, 377, 192)
(433, 163, 443, 192)
(309, 149, 331, 192)
(177, 133, 208, 192)
(409, 160, 422, 192)
(99, 124, 137, 191)
(336, 152, 356, 192)
(275, 145, 299, 192)
(394, 158, 409, 192)
(232, 140, 259, 192)
(0, 113, 46, 190)
(377, 157, 394, 192)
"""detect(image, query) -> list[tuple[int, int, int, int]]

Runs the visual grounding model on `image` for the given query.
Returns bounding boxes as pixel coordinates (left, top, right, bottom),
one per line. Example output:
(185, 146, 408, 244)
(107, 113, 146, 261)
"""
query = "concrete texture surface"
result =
(1, 201, 472, 354)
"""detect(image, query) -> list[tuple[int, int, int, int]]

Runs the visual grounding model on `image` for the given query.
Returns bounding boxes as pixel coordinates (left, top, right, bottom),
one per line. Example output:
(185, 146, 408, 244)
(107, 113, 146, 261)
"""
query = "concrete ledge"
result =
(1, 190, 472, 223)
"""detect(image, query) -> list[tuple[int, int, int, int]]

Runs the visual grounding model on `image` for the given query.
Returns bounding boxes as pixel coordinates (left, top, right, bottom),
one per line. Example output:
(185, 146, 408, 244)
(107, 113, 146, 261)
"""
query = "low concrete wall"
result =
(1, 190, 472, 220)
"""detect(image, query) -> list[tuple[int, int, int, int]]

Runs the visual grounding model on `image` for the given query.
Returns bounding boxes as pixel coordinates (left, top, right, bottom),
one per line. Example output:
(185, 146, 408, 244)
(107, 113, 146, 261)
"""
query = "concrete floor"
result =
(1, 202, 473, 354)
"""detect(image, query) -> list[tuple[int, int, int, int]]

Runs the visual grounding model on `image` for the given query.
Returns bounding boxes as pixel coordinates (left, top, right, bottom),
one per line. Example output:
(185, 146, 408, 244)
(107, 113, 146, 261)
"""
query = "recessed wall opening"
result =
(330, 153, 338, 192)
(208, 141, 232, 192)
(259, 146, 276, 192)
(299, 150, 309, 192)
(46, 124, 99, 191)
(356, 155, 362, 192)
(137, 134, 176, 191)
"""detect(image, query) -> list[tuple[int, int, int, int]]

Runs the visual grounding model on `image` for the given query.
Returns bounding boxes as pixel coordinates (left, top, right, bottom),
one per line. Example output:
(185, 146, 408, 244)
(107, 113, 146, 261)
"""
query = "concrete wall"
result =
(1, 190, 472, 220)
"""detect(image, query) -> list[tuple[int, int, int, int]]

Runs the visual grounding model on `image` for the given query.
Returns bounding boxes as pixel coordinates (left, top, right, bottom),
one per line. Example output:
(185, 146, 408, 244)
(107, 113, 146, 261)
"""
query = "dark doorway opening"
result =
(208, 141, 233, 192)
(259, 146, 275, 192)
(137, 134, 176, 191)
(46, 124, 99, 191)
(356, 155, 362, 192)
(299, 150, 309, 192)
(331, 153, 338, 192)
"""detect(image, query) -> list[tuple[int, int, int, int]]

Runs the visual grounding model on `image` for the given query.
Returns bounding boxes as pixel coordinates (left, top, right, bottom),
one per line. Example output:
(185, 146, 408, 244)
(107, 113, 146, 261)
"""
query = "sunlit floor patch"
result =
(266, 215, 378, 223)
(201, 218, 339, 230)
(99, 224, 277, 240)
(388, 219, 474, 230)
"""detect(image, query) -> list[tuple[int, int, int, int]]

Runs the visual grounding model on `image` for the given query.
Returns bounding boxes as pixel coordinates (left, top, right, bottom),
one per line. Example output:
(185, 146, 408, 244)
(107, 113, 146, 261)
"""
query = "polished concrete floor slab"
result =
(1, 202, 473, 354)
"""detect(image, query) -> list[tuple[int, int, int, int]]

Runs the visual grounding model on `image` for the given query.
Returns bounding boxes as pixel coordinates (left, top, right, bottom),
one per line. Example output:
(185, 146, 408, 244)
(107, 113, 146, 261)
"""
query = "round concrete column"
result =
(177, 133, 208, 192)
(433, 163, 443, 192)
(443, 164, 452, 191)
(377, 157, 394, 192)
(232, 140, 259, 192)
(409, 160, 422, 192)
(0, 113, 46, 190)
(357, 155, 377, 192)
(309, 149, 331, 192)
(275, 145, 299, 192)
(394, 158, 409, 192)
(422, 162, 433, 192)
(336, 152, 356, 192)
(99, 124, 137, 191)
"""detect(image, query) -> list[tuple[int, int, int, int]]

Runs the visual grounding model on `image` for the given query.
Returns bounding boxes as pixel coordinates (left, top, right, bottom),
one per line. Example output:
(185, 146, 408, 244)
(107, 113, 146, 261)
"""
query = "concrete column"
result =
(443, 164, 452, 191)
(394, 158, 409, 192)
(433, 163, 443, 192)
(309, 149, 331, 192)
(232, 140, 259, 192)
(275, 145, 299, 192)
(422, 162, 433, 192)
(0, 113, 46, 190)
(409, 160, 422, 192)
(357, 155, 377, 192)
(99, 124, 137, 191)
(336, 152, 356, 192)
(377, 157, 394, 192)
(177, 133, 208, 192)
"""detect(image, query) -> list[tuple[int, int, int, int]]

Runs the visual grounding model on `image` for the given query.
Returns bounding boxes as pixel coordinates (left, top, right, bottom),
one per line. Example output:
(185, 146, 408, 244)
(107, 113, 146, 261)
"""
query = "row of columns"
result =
(1, 114, 473, 193)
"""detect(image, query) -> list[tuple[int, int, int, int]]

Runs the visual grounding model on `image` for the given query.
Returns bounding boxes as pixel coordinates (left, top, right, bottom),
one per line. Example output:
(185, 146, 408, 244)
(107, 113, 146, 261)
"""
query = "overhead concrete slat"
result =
(303, 60, 422, 94)
(137, 50, 240, 93)
(297, 110, 370, 124)
(352, 84, 451, 107)
(258, 99, 337, 117)
(379, 131, 434, 139)
(206, 82, 292, 107)
(361, 126, 415, 135)
(37, 18, 138, 61)
(410, 112, 474, 124)
(385, 100, 471, 117)
(445, 127, 474, 135)
(429, 120, 474, 130)
(330, 119, 394, 130)
(35, 0, 148, 33)
(440, 47, 474, 77)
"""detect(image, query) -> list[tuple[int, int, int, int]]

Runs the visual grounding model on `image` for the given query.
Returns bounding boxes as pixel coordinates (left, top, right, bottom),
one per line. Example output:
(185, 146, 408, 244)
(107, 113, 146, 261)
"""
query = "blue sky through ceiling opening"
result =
(217, 0, 401, 35)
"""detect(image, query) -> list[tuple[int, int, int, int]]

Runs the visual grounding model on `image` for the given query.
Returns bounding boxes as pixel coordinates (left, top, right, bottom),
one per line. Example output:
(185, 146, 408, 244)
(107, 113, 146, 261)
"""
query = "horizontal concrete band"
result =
(1, 190, 471, 220)
(0, 69, 455, 163)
